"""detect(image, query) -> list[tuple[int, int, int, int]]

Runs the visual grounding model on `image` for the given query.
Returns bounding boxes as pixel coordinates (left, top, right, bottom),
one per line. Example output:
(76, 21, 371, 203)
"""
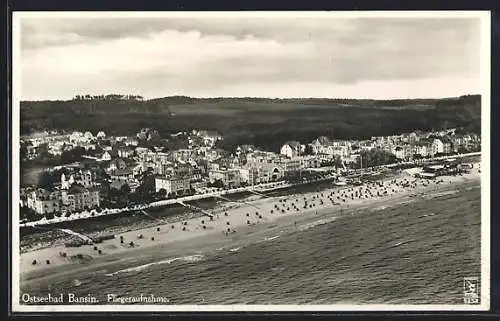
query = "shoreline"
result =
(20, 173, 383, 254)
(20, 166, 480, 286)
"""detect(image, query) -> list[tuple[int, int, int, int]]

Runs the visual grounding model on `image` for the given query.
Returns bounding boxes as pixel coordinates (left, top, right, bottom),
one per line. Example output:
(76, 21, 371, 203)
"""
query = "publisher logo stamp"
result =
(463, 277, 480, 304)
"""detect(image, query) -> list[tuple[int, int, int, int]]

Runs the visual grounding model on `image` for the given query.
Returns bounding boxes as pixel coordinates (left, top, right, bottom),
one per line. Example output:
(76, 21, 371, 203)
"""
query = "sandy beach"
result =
(20, 164, 481, 286)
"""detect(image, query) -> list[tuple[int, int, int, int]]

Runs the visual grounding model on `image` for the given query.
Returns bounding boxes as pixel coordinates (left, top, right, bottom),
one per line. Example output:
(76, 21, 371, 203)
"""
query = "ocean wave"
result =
(423, 190, 459, 200)
(229, 247, 240, 252)
(106, 254, 205, 276)
(297, 217, 338, 232)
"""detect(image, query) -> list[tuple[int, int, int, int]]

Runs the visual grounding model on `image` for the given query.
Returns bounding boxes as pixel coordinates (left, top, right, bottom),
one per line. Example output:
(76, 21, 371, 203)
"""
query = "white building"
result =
(26, 189, 61, 215)
(155, 176, 191, 196)
(241, 163, 284, 185)
(48, 141, 65, 156)
(280, 141, 303, 158)
(208, 168, 242, 188)
(101, 151, 112, 161)
(118, 147, 134, 158)
(431, 138, 444, 156)
(61, 171, 94, 189)
(393, 146, 405, 160)
(69, 131, 85, 144)
(84, 131, 94, 141)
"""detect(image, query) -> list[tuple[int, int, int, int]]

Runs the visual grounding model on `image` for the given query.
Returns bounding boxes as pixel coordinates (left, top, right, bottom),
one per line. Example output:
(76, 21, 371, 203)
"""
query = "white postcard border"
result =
(11, 10, 491, 312)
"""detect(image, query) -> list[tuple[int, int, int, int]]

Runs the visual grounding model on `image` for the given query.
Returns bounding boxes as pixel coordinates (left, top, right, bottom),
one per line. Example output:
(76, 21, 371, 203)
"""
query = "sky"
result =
(17, 13, 484, 100)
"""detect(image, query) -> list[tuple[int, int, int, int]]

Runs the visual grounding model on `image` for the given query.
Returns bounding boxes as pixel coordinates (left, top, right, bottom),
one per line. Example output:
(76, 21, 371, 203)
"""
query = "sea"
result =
(21, 180, 481, 305)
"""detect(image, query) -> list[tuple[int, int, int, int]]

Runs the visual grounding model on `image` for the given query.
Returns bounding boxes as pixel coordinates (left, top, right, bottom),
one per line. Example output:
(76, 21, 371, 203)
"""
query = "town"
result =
(19, 127, 481, 224)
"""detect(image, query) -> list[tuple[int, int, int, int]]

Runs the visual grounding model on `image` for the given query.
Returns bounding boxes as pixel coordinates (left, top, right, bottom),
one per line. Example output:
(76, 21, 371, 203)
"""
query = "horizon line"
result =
(20, 93, 480, 103)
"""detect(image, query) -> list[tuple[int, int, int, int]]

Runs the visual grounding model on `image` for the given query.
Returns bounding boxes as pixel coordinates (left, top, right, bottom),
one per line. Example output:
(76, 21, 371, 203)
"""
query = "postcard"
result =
(11, 11, 490, 312)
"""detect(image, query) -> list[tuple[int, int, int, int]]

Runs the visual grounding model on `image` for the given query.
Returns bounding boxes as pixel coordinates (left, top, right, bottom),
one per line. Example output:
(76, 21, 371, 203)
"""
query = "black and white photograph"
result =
(11, 11, 490, 312)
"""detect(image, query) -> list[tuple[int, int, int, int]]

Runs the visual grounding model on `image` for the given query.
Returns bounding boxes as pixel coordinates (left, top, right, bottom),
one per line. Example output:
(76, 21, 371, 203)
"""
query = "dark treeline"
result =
(21, 95, 481, 152)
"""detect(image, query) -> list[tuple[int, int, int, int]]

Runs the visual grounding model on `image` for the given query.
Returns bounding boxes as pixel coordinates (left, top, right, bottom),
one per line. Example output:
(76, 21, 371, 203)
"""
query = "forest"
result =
(20, 95, 481, 152)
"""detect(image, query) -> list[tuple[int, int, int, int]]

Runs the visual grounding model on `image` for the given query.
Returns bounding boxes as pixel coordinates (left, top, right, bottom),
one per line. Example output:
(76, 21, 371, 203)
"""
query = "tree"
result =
(303, 144, 314, 155)
(321, 155, 342, 168)
(133, 175, 156, 203)
(157, 188, 167, 199)
(38, 171, 59, 189)
(355, 148, 397, 168)
(120, 184, 131, 195)
(60, 146, 86, 164)
(207, 179, 224, 189)
(20, 144, 28, 160)
(20, 206, 39, 222)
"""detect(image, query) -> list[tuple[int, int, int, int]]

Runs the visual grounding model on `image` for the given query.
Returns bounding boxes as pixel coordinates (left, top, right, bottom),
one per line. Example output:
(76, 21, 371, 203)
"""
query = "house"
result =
(110, 168, 138, 191)
(173, 164, 202, 180)
(172, 149, 193, 162)
(82, 143, 96, 151)
(298, 155, 321, 169)
(259, 163, 284, 183)
(61, 170, 94, 189)
(155, 176, 191, 196)
(48, 141, 65, 156)
(132, 164, 143, 177)
(117, 146, 135, 158)
(406, 132, 418, 144)
(391, 144, 413, 160)
(107, 158, 127, 172)
(431, 138, 445, 156)
(414, 140, 430, 157)
(26, 189, 61, 215)
(393, 146, 405, 160)
(25, 144, 38, 160)
(402, 144, 414, 160)
(280, 141, 303, 158)
(441, 136, 454, 154)
(236, 144, 256, 155)
(84, 131, 94, 141)
(135, 147, 150, 157)
(316, 145, 350, 159)
(240, 163, 284, 185)
(208, 168, 242, 188)
(101, 151, 112, 161)
(191, 180, 208, 191)
(196, 130, 223, 146)
(314, 136, 330, 146)
(61, 184, 100, 212)
(124, 137, 139, 147)
(310, 136, 330, 153)
(69, 131, 84, 144)
(96, 131, 106, 139)
(246, 151, 278, 164)
(110, 168, 134, 181)
(275, 157, 301, 176)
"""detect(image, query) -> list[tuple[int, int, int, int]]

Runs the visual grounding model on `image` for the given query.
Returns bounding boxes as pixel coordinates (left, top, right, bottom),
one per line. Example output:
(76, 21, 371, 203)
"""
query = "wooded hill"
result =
(20, 94, 481, 152)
